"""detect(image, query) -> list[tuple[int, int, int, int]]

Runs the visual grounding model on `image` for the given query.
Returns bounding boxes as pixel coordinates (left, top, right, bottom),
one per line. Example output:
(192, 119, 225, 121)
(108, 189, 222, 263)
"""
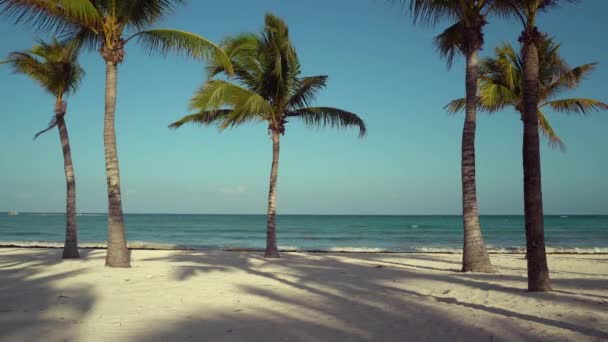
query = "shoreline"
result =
(2, 243, 608, 254)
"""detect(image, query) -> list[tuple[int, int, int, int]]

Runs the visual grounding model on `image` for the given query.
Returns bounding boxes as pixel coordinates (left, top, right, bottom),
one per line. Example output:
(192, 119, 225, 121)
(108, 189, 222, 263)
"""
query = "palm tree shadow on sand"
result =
(131, 251, 608, 341)
(0, 249, 99, 341)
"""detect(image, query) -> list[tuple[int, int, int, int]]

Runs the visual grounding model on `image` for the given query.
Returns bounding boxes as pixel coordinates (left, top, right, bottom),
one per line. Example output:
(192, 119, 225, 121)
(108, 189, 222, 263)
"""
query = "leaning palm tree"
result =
(170, 14, 366, 258)
(0, 0, 232, 267)
(503, 0, 578, 291)
(403, 0, 515, 272)
(2, 38, 84, 258)
(446, 39, 607, 151)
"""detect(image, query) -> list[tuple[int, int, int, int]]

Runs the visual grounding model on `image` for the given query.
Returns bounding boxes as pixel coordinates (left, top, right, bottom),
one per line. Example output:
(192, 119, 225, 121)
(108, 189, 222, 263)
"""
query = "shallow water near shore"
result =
(1, 213, 607, 253)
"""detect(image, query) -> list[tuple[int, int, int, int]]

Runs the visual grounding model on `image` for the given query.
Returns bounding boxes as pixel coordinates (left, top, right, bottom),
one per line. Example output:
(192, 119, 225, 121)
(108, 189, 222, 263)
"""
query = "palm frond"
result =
(543, 63, 597, 99)
(128, 29, 233, 75)
(543, 98, 608, 116)
(536, 0, 580, 13)
(119, 0, 184, 31)
(4, 37, 84, 97)
(478, 82, 519, 112)
(286, 107, 366, 137)
(537, 109, 565, 152)
(444, 97, 466, 114)
(0, 0, 102, 33)
(287, 75, 327, 110)
(63, 26, 100, 52)
(189, 79, 271, 130)
(33, 115, 58, 139)
(258, 13, 300, 104)
(206, 32, 260, 81)
(405, 0, 458, 26)
(433, 20, 464, 68)
(189, 80, 265, 111)
(169, 109, 232, 129)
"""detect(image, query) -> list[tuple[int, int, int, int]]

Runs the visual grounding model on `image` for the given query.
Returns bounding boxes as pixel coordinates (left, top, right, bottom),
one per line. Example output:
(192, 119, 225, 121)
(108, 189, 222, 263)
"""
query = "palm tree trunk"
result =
(521, 38, 551, 292)
(461, 48, 494, 273)
(56, 101, 79, 259)
(103, 61, 130, 267)
(264, 131, 281, 258)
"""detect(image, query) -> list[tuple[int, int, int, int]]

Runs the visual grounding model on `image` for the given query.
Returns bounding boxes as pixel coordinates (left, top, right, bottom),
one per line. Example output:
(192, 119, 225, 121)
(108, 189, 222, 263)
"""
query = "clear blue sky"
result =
(0, 0, 606, 215)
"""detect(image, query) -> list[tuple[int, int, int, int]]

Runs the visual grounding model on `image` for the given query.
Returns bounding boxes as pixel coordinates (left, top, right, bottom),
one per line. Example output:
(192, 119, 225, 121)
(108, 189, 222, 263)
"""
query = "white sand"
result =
(0, 248, 606, 341)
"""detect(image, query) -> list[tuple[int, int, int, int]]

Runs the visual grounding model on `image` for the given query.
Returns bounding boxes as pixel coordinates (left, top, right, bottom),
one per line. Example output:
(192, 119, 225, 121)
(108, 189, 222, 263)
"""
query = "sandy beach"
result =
(0, 248, 606, 341)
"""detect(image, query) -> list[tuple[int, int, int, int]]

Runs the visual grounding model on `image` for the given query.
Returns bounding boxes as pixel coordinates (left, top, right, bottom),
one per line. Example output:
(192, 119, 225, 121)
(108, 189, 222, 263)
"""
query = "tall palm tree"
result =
(170, 14, 366, 258)
(2, 38, 84, 258)
(446, 39, 607, 151)
(0, 0, 232, 267)
(404, 0, 513, 272)
(504, 0, 578, 291)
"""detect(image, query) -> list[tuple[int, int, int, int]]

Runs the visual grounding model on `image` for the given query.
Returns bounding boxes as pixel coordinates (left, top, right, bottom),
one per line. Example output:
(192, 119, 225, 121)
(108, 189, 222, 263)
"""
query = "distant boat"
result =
(7, 211, 19, 216)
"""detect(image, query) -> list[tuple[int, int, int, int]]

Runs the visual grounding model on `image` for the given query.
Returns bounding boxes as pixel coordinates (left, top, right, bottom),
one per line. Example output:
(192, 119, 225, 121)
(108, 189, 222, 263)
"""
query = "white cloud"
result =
(217, 185, 246, 195)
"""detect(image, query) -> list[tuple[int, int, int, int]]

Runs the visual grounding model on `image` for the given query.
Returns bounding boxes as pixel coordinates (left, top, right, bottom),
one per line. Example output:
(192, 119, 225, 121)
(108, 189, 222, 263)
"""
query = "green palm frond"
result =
(168, 109, 232, 129)
(64, 26, 100, 52)
(286, 107, 366, 138)
(543, 98, 608, 116)
(434, 20, 464, 68)
(6, 51, 52, 94)
(189, 80, 270, 112)
(478, 82, 518, 112)
(206, 32, 261, 81)
(444, 94, 508, 114)
(405, 0, 458, 26)
(537, 109, 565, 152)
(188, 79, 271, 130)
(542, 63, 597, 100)
(287, 75, 328, 109)
(444, 98, 466, 114)
(118, 0, 184, 31)
(0, 0, 102, 33)
(4, 37, 84, 98)
(127, 29, 233, 75)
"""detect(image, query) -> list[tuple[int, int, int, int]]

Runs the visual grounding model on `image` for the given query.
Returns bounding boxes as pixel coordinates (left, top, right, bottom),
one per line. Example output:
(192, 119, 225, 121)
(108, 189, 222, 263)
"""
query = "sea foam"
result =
(1, 241, 607, 254)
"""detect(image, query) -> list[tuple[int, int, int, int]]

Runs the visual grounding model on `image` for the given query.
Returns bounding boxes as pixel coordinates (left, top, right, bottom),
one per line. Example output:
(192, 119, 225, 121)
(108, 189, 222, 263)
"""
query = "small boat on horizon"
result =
(7, 211, 19, 216)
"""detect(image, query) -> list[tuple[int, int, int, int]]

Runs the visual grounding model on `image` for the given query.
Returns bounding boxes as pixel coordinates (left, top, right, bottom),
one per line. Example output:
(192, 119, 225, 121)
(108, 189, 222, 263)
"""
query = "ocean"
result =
(1, 213, 607, 253)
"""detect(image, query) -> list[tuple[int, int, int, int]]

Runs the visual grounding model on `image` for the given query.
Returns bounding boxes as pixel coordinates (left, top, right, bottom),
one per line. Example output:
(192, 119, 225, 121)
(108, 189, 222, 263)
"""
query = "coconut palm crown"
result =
(2, 38, 83, 108)
(446, 39, 607, 151)
(170, 13, 366, 258)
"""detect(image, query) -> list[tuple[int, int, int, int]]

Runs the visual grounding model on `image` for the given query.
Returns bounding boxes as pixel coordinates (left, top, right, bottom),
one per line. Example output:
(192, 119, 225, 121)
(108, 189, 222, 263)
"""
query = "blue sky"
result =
(0, 0, 606, 215)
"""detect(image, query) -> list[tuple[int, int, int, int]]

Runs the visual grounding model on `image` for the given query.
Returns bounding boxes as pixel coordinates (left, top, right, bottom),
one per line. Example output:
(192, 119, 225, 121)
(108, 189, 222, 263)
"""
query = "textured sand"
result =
(0, 248, 606, 341)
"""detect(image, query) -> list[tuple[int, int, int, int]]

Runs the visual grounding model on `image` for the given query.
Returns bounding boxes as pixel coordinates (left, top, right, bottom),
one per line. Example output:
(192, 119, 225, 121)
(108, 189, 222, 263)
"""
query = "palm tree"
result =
(169, 14, 366, 258)
(0, 0, 232, 267)
(503, 0, 578, 291)
(446, 39, 607, 151)
(403, 0, 513, 272)
(2, 38, 84, 258)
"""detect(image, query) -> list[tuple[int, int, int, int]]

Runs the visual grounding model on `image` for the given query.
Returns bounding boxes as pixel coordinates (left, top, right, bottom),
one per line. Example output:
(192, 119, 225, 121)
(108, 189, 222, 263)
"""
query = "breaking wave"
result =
(1, 241, 607, 254)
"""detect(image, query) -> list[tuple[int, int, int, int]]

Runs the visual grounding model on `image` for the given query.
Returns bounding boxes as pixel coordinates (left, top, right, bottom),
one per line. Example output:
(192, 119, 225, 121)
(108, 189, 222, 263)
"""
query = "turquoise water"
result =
(1, 213, 607, 253)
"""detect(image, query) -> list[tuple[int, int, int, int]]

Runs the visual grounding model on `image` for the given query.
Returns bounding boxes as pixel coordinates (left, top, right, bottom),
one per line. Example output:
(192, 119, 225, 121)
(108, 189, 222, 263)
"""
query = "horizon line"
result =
(3, 212, 607, 216)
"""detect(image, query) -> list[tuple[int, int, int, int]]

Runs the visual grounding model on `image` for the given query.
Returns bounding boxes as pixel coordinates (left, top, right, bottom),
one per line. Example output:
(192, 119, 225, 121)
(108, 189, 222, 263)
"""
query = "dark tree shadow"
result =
(0, 248, 99, 341)
(134, 251, 608, 341)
